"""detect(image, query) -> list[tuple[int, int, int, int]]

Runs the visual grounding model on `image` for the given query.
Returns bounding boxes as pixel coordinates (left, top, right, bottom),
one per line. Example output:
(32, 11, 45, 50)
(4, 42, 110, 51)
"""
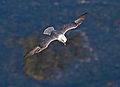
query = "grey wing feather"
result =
(41, 36, 57, 48)
(43, 26, 55, 35)
(24, 46, 42, 58)
(24, 36, 57, 58)
(60, 12, 87, 34)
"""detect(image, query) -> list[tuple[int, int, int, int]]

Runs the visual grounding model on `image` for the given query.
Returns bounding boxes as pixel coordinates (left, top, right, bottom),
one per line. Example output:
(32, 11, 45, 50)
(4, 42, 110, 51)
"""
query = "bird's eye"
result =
(62, 39, 64, 40)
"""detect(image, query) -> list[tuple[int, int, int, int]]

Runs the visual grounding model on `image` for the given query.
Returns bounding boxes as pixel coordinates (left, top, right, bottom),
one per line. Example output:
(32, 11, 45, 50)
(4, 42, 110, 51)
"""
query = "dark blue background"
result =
(0, 0, 120, 87)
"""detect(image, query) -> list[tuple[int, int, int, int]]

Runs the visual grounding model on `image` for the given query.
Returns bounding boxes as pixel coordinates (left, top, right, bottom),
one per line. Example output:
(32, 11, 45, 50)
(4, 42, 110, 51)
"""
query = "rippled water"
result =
(0, 0, 120, 87)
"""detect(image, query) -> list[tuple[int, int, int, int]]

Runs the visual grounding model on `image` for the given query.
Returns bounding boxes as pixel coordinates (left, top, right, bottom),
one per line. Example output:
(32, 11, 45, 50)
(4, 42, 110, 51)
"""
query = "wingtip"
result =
(24, 51, 34, 58)
(24, 46, 42, 58)
(74, 12, 87, 24)
(80, 12, 88, 17)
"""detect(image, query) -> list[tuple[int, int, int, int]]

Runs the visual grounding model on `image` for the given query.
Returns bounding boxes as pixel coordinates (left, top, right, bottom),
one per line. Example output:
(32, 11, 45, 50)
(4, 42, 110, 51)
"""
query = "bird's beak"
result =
(64, 43, 66, 45)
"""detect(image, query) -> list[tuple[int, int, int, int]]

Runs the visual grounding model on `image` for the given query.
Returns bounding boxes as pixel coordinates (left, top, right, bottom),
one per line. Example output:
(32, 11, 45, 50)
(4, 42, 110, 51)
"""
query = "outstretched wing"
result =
(24, 36, 57, 58)
(60, 12, 87, 34)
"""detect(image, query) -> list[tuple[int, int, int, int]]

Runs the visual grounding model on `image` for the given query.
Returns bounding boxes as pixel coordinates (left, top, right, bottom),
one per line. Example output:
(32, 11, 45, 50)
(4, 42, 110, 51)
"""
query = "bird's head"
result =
(58, 34, 67, 45)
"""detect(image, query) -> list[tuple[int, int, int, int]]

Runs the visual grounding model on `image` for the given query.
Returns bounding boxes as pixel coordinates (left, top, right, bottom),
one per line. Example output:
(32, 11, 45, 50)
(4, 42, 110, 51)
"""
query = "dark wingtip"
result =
(74, 12, 87, 24)
(24, 46, 42, 58)
(80, 12, 88, 17)
(24, 51, 33, 58)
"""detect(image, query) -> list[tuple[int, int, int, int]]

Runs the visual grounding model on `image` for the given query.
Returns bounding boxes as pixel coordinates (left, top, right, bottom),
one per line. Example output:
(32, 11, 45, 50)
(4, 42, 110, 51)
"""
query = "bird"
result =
(24, 12, 87, 58)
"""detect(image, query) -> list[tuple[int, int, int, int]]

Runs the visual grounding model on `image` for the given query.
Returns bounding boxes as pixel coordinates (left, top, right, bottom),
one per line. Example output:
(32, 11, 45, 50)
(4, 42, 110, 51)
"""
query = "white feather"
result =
(43, 27, 55, 35)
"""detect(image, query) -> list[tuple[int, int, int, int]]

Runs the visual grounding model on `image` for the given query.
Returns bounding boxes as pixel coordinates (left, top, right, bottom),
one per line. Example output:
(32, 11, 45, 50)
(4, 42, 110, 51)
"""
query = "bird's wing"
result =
(24, 36, 57, 58)
(60, 12, 87, 34)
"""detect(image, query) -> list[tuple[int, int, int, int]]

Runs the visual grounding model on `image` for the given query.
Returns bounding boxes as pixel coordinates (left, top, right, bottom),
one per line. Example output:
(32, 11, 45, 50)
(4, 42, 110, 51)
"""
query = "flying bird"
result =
(24, 12, 87, 58)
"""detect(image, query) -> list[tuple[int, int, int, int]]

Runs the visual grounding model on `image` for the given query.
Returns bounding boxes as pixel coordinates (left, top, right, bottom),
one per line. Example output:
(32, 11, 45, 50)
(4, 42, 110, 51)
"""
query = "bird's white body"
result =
(57, 34, 67, 44)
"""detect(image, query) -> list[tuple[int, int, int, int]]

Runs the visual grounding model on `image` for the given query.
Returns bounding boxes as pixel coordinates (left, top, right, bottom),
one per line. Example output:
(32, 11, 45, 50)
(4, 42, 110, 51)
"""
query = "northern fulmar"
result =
(24, 12, 87, 58)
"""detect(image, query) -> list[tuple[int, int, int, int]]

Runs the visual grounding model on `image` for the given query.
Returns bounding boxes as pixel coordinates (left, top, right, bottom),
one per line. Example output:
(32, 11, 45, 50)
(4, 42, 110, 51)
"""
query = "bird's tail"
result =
(74, 12, 87, 25)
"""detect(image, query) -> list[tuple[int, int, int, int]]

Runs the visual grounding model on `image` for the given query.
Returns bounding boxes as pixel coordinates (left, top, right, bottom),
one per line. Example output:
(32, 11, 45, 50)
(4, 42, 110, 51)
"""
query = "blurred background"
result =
(0, 0, 120, 87)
